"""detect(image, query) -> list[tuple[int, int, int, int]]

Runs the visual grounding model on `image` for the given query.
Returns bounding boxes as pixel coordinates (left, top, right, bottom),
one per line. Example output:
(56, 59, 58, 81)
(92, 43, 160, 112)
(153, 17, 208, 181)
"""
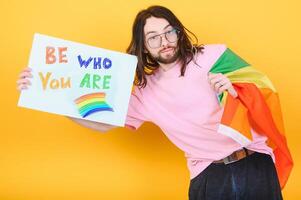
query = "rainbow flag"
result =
(210, 47, 293, 189)
(74, 92, 113, 118)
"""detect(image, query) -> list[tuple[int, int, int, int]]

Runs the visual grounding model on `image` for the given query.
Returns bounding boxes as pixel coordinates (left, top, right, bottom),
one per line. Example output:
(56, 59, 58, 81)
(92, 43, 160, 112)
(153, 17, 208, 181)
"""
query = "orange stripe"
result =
(220, 91, 252, 140)
(75, 92, 106, 104)
(260, 88, 285, 135)
(220, 94, 240, 125)
(230, 82, 293, 189)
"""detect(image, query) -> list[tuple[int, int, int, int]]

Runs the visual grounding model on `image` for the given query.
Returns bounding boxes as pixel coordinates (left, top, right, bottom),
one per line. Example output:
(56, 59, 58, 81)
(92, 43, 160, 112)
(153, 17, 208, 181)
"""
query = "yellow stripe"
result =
(225, 66, 276, 92)
(76, 98, 105, 108)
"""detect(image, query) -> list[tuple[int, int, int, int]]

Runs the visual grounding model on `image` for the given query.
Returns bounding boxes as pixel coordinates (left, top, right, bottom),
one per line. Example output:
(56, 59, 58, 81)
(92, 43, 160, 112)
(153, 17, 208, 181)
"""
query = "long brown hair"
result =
(126, 5, 204, 88)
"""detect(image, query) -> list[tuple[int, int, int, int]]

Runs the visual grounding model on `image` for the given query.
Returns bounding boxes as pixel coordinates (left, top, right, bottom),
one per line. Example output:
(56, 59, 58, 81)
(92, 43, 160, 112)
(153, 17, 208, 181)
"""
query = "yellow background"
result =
(1, 0, 300, 199)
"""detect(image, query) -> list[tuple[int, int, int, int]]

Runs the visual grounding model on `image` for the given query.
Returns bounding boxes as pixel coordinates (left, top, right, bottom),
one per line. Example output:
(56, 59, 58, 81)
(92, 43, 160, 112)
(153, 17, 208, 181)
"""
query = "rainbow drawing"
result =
(74, 92, 113, 118)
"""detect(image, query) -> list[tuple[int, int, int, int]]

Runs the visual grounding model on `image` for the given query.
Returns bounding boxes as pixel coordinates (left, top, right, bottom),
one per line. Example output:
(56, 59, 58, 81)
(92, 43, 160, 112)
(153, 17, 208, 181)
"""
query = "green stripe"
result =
(78, 101, 107, 112)
(210, 48, 250, 74)
(218, 93, 224, 103)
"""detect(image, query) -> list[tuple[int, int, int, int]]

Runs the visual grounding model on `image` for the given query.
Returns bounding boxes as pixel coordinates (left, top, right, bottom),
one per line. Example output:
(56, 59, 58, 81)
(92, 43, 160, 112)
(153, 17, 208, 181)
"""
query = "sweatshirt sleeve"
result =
(124, 86, 148, 130)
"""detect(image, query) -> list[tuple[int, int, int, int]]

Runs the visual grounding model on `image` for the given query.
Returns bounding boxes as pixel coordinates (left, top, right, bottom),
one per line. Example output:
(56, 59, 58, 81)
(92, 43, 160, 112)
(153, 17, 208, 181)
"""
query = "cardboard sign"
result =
(18, 33, 137, 127)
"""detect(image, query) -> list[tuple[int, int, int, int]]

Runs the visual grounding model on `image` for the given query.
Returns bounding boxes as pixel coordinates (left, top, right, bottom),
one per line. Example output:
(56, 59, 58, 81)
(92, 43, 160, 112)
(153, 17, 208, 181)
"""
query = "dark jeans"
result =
(188, 152, 283, 200)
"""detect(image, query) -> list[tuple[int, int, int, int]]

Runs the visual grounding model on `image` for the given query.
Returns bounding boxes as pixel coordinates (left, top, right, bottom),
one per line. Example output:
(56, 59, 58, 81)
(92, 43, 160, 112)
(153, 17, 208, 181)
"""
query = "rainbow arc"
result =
(74, 92, 113, 118)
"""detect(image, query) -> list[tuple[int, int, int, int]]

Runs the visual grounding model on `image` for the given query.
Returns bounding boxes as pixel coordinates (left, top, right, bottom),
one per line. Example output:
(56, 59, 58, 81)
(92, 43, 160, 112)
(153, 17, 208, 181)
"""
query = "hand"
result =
(208, 72, 238, 98)
(16, 67, 33, 91)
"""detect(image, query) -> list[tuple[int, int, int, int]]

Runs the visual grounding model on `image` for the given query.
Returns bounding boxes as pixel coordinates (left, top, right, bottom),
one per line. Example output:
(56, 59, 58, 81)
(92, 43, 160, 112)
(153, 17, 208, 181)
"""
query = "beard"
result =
(151, 46, 179, 64)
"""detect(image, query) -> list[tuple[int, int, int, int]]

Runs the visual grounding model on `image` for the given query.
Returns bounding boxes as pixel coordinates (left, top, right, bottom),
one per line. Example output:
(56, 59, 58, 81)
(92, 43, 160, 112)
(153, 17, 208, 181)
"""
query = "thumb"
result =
(227, 87, 238, 98)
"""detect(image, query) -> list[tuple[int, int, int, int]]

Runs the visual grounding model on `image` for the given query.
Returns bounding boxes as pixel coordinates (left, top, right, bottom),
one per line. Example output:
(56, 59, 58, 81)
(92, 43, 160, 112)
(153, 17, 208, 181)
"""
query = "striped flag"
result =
(210, 47, 293, 189)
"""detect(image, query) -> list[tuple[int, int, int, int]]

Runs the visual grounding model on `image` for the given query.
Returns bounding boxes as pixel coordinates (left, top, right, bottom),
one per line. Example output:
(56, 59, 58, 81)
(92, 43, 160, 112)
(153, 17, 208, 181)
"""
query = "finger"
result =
(212, 76, 230, 90)
(208, 73, 219, 82)
(208, 76, 222, 88)
(23, 67, 32, 72)
(214, 82, 221, 91)
(19, 71, 33, 79)
(19, 68, 32, 76)
(214, 80, 227, 91)
(17, 79, 31, 86)
(208, 74, 224, 86)
(17, 84, 28, 91)
(217, 82, 231, 94)
(227, 87, 238, 98)
(208, 73, 221, 81)
(217, 78, 229, 87)
(210, 76, 224, 87)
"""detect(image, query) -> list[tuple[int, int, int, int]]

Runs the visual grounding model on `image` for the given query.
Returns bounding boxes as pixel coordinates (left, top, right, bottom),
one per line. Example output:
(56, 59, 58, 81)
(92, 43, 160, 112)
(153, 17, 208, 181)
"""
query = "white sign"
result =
(18, 33, 137, 127)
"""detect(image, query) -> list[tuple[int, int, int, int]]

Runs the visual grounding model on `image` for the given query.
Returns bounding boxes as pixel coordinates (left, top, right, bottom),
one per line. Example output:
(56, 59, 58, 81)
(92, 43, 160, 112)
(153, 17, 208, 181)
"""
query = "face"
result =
(144, 16, 179, 64)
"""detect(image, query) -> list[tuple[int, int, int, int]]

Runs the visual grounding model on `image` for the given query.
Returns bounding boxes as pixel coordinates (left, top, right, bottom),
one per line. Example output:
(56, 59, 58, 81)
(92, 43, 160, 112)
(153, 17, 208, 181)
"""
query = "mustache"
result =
(159, 46, 176, 53)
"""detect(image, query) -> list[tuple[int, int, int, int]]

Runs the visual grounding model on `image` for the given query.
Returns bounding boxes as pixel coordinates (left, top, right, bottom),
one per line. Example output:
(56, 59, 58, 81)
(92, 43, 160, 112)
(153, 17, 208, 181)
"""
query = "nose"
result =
(160, 35, 169, 47)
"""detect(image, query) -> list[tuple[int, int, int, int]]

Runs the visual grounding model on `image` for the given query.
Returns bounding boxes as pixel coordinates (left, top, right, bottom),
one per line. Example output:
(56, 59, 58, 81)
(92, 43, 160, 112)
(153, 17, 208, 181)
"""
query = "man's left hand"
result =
(208, 72, 238, 98)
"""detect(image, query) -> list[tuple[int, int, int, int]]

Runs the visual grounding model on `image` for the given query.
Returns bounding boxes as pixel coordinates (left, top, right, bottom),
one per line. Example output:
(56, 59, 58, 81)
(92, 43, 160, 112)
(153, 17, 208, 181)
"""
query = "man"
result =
(17, 5, 292, 200)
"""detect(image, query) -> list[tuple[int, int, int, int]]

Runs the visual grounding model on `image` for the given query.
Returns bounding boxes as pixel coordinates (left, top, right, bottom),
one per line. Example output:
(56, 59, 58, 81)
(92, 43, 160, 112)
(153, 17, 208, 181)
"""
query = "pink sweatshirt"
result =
(125, 44, 275, 180)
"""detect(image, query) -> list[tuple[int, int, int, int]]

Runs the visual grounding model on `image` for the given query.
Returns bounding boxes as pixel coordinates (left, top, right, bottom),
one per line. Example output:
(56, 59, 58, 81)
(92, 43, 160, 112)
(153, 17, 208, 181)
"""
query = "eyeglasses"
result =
(146, 28, 179, 49)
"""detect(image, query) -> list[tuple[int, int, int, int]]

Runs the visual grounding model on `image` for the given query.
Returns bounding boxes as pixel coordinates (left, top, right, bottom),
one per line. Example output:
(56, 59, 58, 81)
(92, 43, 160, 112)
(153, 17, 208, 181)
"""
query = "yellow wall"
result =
(1, 0, 300, 199)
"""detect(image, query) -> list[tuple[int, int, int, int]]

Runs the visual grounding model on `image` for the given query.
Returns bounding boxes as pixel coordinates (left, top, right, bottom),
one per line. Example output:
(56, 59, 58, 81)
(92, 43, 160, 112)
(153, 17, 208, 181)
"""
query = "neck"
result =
(158, 59, 180, 72)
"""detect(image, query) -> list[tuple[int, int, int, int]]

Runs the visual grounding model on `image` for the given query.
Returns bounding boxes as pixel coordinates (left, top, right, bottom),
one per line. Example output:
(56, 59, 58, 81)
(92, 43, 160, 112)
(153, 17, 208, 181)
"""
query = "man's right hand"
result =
(17, 67, 32, 91)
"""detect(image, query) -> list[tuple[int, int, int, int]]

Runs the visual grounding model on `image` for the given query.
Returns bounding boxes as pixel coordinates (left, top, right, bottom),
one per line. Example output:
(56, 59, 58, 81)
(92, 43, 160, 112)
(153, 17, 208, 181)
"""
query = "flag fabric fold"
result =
(209, 46, 293, 189)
